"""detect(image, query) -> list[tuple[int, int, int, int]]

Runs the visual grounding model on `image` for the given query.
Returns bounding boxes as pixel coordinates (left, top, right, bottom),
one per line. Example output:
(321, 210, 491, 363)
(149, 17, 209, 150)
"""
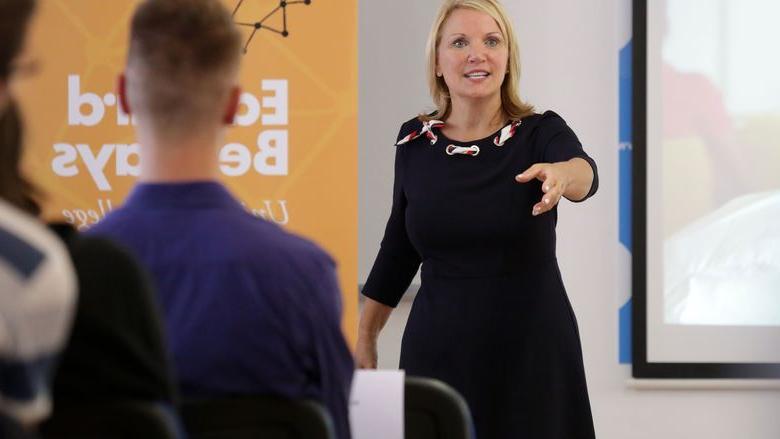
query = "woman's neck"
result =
(444, 95, 507, 141)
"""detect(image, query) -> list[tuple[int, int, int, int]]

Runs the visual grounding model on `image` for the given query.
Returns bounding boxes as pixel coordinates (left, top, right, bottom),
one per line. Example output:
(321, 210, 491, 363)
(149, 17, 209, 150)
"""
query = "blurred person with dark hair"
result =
(0, 1, 76, 436)
(0, 0, 177, 433)
(0, 99, 39, 216)
(87, 1, 353, 437)
(0, 0, 37, 109)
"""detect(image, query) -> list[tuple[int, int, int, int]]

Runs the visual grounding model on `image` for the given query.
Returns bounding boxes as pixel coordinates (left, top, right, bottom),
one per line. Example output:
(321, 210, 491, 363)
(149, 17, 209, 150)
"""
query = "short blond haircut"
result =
(126, 0, 242, 136)
(422, 0, 534, 122)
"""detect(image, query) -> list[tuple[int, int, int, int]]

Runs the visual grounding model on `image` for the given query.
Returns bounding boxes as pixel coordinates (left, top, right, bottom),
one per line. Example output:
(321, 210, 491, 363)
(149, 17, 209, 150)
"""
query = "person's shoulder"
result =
(399, 114, 425, 130)
(0, 202, 75, 293)
(0, 202, 76, 364)
(272, 230, 341, 313)
(395, 115, 424, 144)
(394, 113, 443, 146)
(221, 211, 332, 269)
(56, 223, 141, 270)
(523, 110, 568, 130)
(521, 110, 574, 143)
(52, 221, 147, 283)
(85, 208, 135, 238)
(172, 211, 339, 315)
(56, 226, 156, 311)
(265, 226, 335, 270)
(244, 225, 339, 310)
(0, 201, 69, 263)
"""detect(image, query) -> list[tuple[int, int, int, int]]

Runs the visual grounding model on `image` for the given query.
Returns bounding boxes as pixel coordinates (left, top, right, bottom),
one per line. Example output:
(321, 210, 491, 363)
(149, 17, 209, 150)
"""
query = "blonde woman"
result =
(358, 1, 598, 437)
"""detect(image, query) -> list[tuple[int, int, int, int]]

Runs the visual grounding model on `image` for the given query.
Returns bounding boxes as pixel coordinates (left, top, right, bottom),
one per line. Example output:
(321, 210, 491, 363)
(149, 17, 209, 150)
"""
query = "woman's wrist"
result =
(562, 157, 592, 201)
(357, 325, 381, 342)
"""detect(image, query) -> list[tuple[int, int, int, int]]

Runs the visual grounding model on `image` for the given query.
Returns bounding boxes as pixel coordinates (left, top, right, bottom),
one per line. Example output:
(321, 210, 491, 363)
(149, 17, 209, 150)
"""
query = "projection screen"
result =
(633, 0, 780, 378)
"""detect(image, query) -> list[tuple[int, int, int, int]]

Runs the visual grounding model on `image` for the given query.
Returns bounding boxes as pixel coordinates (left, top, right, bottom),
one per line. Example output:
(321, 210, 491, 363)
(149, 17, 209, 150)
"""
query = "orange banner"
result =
(17, 0, 358, 343)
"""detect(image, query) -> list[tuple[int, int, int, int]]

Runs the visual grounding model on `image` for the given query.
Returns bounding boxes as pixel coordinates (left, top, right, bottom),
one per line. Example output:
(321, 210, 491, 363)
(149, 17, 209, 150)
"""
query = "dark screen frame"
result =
(631, 0, 780, 379)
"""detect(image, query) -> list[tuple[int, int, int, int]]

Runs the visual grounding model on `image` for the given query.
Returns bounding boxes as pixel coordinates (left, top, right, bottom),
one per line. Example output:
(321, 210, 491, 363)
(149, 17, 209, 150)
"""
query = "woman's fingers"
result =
(515, 163, 546, 183)
(534, 179, 565, 216)
(517, 163, 569, 216)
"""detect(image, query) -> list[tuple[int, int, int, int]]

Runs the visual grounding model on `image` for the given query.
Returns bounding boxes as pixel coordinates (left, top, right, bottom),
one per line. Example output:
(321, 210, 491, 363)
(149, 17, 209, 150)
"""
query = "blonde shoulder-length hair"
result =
(420, 0, 534, 122)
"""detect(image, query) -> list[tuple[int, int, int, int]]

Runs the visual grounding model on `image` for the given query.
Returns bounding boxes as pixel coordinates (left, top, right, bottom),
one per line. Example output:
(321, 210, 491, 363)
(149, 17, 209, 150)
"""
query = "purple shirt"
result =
(88, 182, 353, 439)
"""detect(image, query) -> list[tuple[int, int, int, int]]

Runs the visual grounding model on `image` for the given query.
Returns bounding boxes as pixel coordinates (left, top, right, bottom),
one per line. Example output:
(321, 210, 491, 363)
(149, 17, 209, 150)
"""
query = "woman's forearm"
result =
(562, 157, 594, 202)
(358, 297, 393, 340)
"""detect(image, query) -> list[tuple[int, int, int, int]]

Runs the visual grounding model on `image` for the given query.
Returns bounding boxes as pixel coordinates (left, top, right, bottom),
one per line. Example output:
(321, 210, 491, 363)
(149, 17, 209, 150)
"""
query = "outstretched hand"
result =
(515, 162, 571, 216)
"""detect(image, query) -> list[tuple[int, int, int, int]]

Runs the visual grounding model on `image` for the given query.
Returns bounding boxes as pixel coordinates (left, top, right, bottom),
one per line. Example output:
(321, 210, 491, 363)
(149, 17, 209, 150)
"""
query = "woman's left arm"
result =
(515, 157, 594, 216)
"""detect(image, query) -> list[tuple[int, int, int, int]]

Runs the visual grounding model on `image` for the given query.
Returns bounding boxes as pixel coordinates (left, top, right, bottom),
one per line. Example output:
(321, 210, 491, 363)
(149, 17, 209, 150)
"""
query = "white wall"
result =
(358, 1, 780, 438)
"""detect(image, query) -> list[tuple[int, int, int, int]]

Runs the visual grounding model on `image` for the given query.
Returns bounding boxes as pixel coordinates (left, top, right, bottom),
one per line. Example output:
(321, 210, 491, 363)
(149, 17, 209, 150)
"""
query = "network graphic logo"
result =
(232, 0, 313, 53)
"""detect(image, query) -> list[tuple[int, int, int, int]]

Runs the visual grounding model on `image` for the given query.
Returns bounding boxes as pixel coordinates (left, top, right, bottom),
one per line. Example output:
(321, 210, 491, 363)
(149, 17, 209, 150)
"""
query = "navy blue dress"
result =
(363, 111, 598, 439)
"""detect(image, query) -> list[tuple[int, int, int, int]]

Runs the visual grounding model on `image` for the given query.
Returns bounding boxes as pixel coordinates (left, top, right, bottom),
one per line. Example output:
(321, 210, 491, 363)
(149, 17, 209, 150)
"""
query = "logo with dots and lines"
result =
(232, 0, 313, 53)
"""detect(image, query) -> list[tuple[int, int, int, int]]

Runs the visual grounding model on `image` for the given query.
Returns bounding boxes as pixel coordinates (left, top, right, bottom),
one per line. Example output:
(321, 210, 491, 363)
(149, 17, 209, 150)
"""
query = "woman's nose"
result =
(467, 49, 486, 63)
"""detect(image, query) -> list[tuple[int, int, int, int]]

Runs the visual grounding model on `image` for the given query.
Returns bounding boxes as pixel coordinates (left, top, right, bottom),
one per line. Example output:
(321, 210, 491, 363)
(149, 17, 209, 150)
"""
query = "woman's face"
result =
(436, 8, 508, 104)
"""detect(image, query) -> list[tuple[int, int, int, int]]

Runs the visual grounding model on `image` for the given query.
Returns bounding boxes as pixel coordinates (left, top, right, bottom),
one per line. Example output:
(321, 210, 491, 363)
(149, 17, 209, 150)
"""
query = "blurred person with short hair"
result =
(88, 1, 354, 437)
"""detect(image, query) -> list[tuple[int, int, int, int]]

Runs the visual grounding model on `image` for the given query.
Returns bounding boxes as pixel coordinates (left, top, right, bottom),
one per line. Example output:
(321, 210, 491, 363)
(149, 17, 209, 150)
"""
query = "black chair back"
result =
(180, 397, 335, 439)
(40, 400, 181, 439)
(405, 377, 474, 439)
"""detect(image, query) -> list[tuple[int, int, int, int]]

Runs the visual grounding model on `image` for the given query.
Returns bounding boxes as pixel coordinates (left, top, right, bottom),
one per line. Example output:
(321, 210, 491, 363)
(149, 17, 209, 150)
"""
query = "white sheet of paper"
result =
(349, 369, 405, 439)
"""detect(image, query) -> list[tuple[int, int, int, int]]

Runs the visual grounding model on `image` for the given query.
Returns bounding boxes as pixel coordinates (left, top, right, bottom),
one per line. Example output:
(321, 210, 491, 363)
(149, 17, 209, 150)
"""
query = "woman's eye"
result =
(485, 38, 500, 48)
(452, 39, 467, 48)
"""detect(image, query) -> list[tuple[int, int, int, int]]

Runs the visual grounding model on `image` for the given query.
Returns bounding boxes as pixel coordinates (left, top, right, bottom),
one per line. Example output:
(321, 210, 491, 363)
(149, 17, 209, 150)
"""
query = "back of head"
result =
(126, 0, 242, 138)
(0, 99, 40, 215)
(0, 0, 39, 215)
(0, 0, 36, 82)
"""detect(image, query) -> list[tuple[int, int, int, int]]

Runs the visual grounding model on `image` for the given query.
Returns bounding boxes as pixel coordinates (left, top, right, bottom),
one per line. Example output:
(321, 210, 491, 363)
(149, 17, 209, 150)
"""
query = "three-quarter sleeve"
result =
(361, 125, 423, 308)
(538, 112, 599, 202)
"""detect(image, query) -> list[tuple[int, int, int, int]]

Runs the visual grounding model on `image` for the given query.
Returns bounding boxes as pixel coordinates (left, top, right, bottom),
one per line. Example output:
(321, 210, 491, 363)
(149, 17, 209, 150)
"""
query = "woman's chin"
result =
(453, 89, 501, 102)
